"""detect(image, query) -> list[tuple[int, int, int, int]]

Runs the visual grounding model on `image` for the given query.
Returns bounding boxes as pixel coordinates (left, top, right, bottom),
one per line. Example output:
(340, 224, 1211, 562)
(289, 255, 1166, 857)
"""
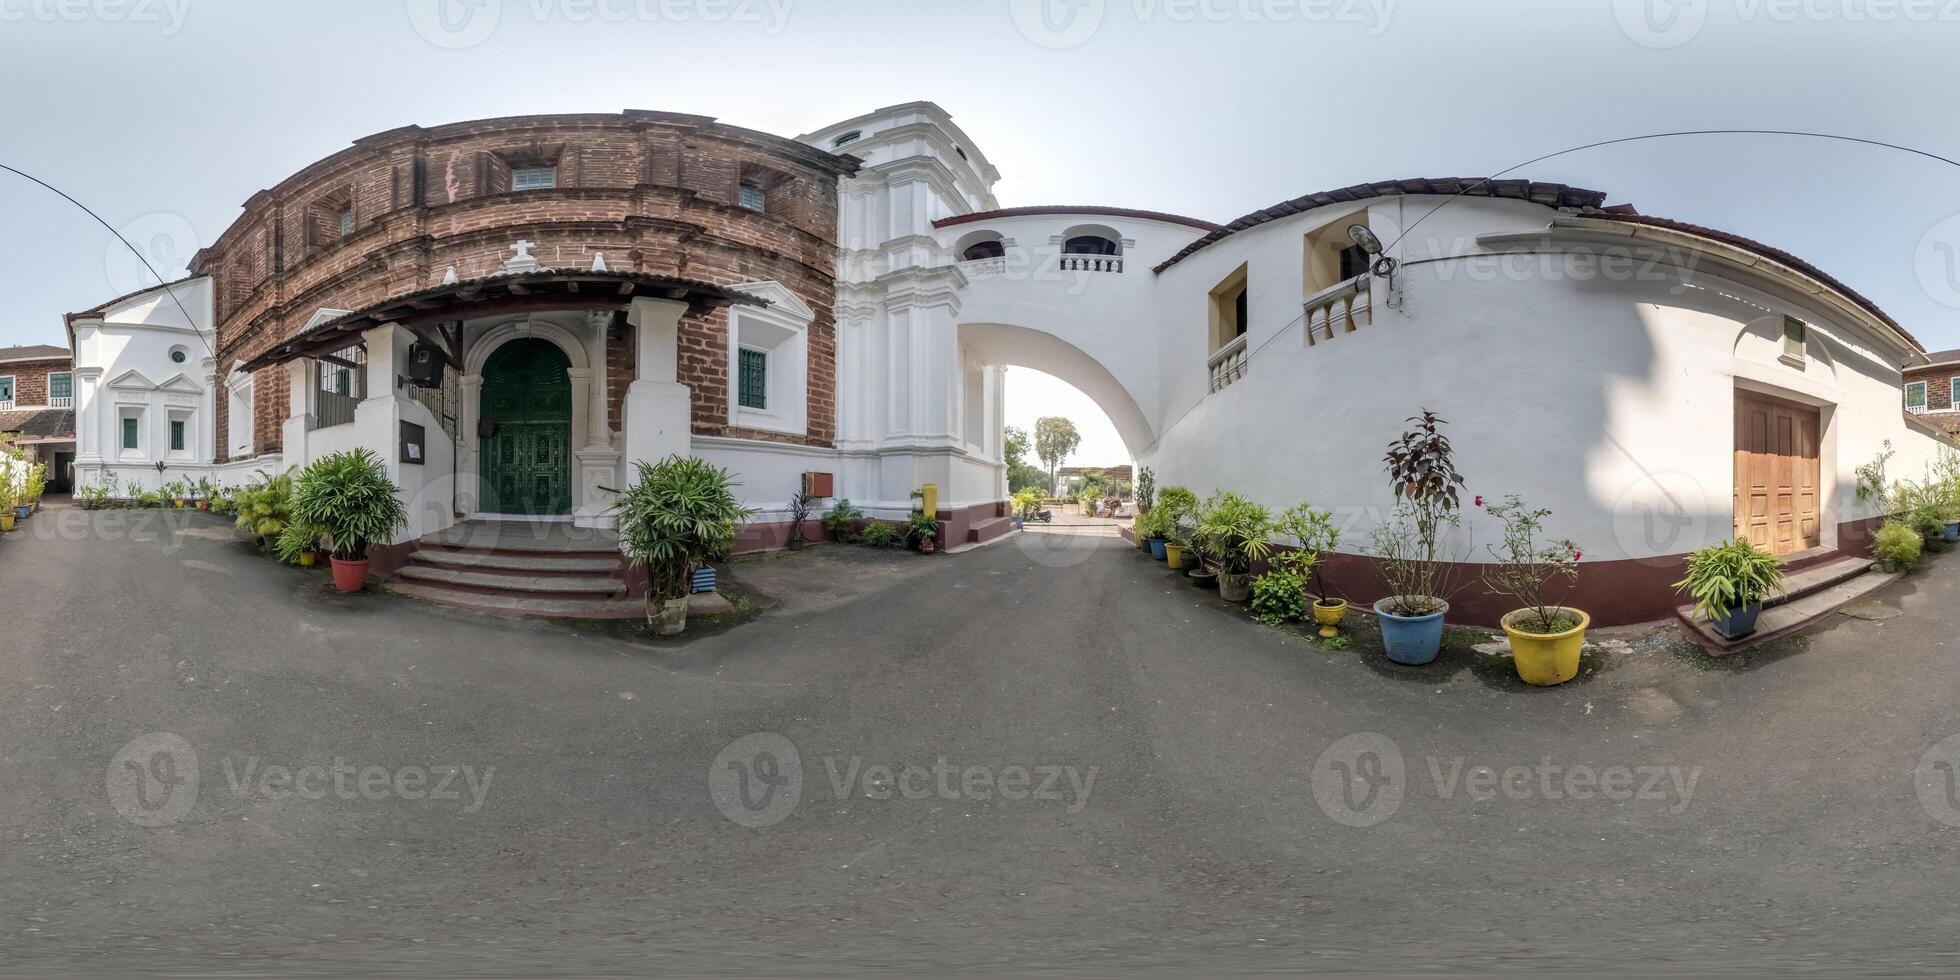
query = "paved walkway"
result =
(6, 502, 1960, 973)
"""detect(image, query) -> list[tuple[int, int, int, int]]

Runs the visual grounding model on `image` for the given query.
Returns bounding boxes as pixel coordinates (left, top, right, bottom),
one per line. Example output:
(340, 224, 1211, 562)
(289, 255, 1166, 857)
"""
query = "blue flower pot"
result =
(1711, 601, 1763, 641)
(12, 505, 27, 521)
(1374, 598, 1448, 666)
(1148, 537, 1168, 561)
(1944, 522, 1958, 543)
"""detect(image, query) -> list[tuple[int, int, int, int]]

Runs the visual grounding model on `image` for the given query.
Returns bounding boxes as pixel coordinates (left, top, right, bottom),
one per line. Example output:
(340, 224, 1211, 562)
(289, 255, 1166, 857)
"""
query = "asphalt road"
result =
(6, 503, 1960, 975)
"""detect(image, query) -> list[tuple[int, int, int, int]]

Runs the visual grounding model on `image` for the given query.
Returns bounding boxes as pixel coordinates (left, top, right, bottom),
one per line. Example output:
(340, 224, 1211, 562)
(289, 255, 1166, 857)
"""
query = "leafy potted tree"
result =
(1279, 503, 1344, 637)
(1874, 519, 1922, 573)
(291, 449, 410, 594)
(612, 455, 753, 636)
(1136, 467, 1156, 516)
(1369, 410, 1468, 666)
(823, 498, 865, 542)
(1196, 491, 1274, 603)
(1482, 495, 1587, 686)
(1674, 538, 1786, 640)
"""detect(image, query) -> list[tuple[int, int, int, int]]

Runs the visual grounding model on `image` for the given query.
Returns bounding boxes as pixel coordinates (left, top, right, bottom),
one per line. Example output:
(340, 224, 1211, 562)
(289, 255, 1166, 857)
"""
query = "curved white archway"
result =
(958, 322, 1155, 459)
(465, 318, 592, 375)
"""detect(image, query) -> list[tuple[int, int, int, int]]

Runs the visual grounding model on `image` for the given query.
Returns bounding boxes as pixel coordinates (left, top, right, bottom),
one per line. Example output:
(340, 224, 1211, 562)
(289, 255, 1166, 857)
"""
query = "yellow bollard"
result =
(921, 483, 938, 516)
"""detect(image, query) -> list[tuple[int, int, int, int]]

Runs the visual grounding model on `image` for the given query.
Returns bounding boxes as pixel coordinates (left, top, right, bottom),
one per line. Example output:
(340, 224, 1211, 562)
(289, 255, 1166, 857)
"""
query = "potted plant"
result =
(786, 487, 816, 551)
(1280, 503, 1345, 637)
(1136, 467, 1156, 516)
(1010, 488, 1043, 531)
(611, 455, 753, 636)
(25, 463, 46, 513)
(1874, 519, 1922, 573)
(907, 512, 942, 554)
(823, 498, 865, 543)
(1194, 491, 1274, 603)
(234, 471, 295, 548)
(291, 449, 410, 594)
(1369, 410, 1468, 666)
(274, 519, 329, 568)
(1674, 538, 1786, 640)
(1482, 495, 1587, 686)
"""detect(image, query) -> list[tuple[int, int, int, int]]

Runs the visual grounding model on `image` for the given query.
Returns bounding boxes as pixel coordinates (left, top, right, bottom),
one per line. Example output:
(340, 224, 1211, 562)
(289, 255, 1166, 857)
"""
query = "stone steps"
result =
(386, 581, 647, 620)
(412, 547, 622, 575)
(395, 563, 625, 597)
(388, 520, 635, 618)
(1675, 554, 1892, 653)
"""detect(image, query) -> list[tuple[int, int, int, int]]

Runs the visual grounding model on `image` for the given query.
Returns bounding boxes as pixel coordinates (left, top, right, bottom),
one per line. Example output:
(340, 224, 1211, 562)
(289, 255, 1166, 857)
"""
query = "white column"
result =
(622, 297, 692, 471)
(75, 367, 104, 464)
(457, 373, 483, 516)
(571, 308, 624, 529)
(282, 359, 312, 469)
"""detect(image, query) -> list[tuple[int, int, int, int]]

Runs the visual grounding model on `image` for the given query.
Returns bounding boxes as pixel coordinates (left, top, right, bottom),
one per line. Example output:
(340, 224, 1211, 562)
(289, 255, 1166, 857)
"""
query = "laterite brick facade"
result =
(193, 111, 853, 461)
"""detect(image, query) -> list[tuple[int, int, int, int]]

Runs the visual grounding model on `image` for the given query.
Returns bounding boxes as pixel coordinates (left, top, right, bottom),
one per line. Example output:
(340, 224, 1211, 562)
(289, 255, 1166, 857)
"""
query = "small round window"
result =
(170, 349, 187, 364)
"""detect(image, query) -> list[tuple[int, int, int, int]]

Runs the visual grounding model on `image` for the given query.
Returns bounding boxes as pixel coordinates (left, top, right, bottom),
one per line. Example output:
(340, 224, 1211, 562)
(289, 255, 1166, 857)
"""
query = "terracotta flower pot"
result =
(329, 557, 370, 593)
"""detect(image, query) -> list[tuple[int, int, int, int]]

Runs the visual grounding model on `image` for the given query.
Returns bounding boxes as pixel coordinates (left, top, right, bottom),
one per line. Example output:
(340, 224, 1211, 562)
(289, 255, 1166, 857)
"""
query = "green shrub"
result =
(1194, 490, 1275, 576)
(291, 449, 409, 563)
(859, 521, 899, 548)
(1673, 538, 1785, 622)
(611, 455, 753, 600)
(234, 471, 296, 540)
(1250, 568, 1308, 625)
(273, 519, 329, 566)
(1875, 519, 1923, 566)
(822, 499, 865, 541)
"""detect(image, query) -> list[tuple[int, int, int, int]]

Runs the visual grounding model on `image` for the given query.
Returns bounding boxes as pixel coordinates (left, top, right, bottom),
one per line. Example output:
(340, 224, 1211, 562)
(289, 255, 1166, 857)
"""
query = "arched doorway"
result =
(479, 338, 573, 516)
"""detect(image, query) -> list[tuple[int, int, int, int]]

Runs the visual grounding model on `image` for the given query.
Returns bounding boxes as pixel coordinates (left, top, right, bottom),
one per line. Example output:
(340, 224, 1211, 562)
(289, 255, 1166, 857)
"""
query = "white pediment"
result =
(727, 280, 814, 322)
(158, 373, 205, 394)
(304, 308, 355, 330)
(107, 369, 157, 390)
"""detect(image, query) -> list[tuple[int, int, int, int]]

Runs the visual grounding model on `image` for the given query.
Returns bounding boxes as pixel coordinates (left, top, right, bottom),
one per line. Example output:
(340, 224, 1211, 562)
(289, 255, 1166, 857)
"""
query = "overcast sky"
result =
(3, 0, 1953, 467)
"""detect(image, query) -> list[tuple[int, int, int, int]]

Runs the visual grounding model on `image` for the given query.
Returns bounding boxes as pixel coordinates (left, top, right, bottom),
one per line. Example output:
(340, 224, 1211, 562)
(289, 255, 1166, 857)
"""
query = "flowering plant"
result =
(1480, 494, 1581, 634)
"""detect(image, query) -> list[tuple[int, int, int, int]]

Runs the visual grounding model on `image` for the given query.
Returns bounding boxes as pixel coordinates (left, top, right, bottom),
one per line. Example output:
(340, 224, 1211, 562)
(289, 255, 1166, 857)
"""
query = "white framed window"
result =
(724, 281, 813, 437)
(1907, 381, 1929, 412)
(832, 130, 862, 148)
(1782, 317, 1807, 362)
(48, 371, 73, 407)
(1949, 377, 1960, 410)
(166, 408, 195, 460)
(0, 375, 13, 408)
(513, 165, 557, 191)
(118, 407, 144, 458)
(338, 208, 355, 237)
(739, 181, 767, 212)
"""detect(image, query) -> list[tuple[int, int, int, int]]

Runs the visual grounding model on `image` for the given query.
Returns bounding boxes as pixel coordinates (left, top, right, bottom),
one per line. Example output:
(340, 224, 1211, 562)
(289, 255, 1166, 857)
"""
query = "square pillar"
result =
(622, 297, 692, 473)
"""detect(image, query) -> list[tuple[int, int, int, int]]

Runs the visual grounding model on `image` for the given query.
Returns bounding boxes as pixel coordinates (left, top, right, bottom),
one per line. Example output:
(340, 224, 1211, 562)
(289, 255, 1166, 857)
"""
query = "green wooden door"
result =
(479, 338, 573, 515)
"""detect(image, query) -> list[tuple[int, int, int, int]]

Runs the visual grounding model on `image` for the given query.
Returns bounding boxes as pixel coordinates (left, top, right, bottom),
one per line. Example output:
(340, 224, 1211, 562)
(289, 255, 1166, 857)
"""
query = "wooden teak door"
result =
(1733, 392, 1821, 556)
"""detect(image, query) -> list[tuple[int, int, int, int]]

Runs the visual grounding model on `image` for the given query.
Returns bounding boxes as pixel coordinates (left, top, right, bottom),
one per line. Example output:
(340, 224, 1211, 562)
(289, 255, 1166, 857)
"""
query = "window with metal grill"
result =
(737, 348, 768, 410)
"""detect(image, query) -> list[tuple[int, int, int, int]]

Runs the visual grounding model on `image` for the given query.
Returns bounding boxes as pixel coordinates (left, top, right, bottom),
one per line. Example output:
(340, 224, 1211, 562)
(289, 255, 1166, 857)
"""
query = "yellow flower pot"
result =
(298, 552, 318, 568)
(1501, 607, 1590, 686)
(1311, 598, 1348, 637)
(0, 513, 13, 532)
(1165, 544, 1185, 569)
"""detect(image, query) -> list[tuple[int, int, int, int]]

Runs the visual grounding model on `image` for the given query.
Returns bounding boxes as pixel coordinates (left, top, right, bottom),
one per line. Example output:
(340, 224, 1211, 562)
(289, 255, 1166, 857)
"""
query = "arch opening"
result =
(957, 322, 1154, 463)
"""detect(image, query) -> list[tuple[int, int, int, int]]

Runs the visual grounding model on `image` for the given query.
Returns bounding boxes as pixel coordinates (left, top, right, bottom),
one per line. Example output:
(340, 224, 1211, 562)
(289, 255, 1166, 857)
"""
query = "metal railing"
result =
(312, 345, 365, 430)
(1208, 334, 1249, 393)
